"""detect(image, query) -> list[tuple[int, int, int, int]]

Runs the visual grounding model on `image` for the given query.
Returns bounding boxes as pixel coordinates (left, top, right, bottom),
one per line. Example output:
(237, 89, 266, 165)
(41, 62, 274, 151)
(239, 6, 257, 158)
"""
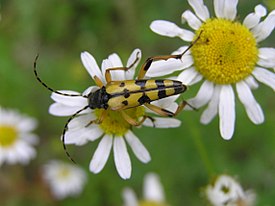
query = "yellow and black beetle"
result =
(33, 35, 200, 161)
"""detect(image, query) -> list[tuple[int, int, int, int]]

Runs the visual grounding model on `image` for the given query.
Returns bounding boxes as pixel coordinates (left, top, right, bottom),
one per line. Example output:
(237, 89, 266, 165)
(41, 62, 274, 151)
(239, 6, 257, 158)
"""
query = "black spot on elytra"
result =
(123, 88, 130, 98)
(138, 94, 151, 105)
(135, 80, 147, 89)
(119, 82, 125, 87)
(122, 100, 128, 106)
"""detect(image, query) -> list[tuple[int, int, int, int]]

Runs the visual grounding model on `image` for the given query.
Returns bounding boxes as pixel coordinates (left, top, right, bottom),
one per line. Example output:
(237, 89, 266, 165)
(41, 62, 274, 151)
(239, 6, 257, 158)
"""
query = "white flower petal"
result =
(49, 103, 86, 116)
(172, 46, 191, 55)
(214, 0, 225, 18)
(188, 73, 203, 85)
(122, 188, 138, 206)
(143, 173, 165, 202)
(236, 81, 264, 124)
(146, 58, 187, 77)
(257, 47, 275, 68)
(186, 80, 214, 109)
(125, 131, 151, 163)
(126, 49, 142, 80)
(187, 0, 210, 21)
(244, 76, 259, 89)
(177, 67, 200, 85)
(253, 67, 275, 90)
(80, 51, 105, 83)
(143, 117, 181, 128)
(107, 53, 125, 81)
(219, 85, 235, 140)
(252, 10, 275, 42)
(181, 10, 202, 30)
(113, 137, 131, 179)
(51, 91, 87, 107)
(223, 0, 238, 20)
(200, 85, 221, 124)
(243, 5, 267, 29)
(150, 20, 194, 41)
(89, 135, 113, 174)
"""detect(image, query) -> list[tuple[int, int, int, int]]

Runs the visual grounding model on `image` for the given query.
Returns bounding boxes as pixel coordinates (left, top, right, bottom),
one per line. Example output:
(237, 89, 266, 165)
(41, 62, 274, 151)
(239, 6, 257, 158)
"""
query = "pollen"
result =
(191, 18, 258, 84)
(95, 107, 145, 136)
(0, 125, 18, 147)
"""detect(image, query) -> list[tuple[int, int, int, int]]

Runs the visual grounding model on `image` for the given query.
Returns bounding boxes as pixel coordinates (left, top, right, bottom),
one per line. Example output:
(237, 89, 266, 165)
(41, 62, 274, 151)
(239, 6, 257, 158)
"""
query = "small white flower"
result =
(0, 107, 38, 166)
(205, 174, 256, 206)
(122, 172, 168, 206)
(149, 0, 275, 140)
(49, 49, 181, 179)
(42, 160, 87, 199)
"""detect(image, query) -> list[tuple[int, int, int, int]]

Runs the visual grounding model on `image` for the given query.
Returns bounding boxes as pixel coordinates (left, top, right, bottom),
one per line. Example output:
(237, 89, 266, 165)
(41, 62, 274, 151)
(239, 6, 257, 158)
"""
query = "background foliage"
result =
(1, 0, 275, 205)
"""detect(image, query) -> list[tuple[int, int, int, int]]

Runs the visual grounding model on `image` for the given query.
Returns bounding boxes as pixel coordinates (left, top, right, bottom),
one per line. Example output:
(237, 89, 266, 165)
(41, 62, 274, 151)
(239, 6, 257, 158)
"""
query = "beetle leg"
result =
(93, 75, 104, 88)
(144, 102, 188, 117)
(85, 109, 108, 127)
(105, 52, 140, 83)
(121, 110, 147, 126)
(137, 32, 202, 79)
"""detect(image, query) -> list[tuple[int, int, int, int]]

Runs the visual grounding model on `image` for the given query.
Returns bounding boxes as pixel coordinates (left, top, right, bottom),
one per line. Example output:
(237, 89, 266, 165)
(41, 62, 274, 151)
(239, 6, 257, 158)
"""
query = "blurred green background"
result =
(1, 0, 275, 205)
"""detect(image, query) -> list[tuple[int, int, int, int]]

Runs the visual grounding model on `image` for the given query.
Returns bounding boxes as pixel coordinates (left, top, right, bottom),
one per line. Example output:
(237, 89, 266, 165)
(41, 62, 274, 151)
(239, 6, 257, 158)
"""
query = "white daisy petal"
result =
(172, 46, 191, 55)
(150, 20, 194, 41)
(49, 103, 86, 116)
(146, 58, 187, 77)
(186, 80, 214, 109)
(108, 53, 123, 67)
(223, 0, 238, 20)
(126, 48, 142, 80)
(122, 188, 139, 206)
(243, 5, 267, 29)
(125, 131, 151, 163)
(89, 135, 112, 174)
(143, 173, 165, 202)
(143, 117, 181, 128)
(219, 85, 235, 140)
(113, 137, 131, 179)
(236, 81, 264, 124)
(51, 91, 87, 107)
(252, 10, 275, 42)
(214, 0, 225, 18)
(187, 0, 210, 21)
(188, 73, 203, 85)
(253, 67, 275, 90)
(80, 51, 105, 83)
(181, 10, 202, 30)
(244, 76, 259, 89)
(200, 85, 221, 124)
(178, 67, 201, 85)
(257, 47, 275, 68)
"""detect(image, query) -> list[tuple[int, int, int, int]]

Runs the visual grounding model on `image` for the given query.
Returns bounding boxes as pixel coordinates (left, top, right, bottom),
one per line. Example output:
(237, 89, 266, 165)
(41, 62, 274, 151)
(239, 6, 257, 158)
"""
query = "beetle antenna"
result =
(62, 105, 89, 163)
(34, 54, 84, 97)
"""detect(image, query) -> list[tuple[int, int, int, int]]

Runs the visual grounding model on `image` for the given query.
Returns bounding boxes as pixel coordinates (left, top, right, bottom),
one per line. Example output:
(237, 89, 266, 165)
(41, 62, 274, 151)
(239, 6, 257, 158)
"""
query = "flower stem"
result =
(188, 123, 215, 177)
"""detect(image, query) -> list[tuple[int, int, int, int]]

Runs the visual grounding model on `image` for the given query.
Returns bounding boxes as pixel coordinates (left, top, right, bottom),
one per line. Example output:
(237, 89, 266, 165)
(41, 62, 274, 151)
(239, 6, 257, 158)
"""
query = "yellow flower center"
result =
(0, 125, 18, 147)
(139, 201, 168, 206)
(58, 167, 71, 179)
(191, 18, 258, 84)
(95, 107, 145, 136)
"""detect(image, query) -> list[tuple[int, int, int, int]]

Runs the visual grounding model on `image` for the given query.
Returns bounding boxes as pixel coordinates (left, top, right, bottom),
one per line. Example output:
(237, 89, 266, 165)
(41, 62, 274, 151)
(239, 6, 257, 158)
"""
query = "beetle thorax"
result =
(88, 87, 109, 109)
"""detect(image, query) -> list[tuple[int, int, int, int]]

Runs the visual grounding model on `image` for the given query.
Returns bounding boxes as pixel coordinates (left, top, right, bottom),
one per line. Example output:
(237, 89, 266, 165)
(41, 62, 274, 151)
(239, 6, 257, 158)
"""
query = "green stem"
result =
(188, 123, 215, 177)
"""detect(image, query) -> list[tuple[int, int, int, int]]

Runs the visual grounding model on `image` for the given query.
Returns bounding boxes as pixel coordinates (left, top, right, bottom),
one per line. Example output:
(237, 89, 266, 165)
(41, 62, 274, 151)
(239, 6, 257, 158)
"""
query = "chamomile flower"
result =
(149, 0, 275, 139)
(122, 173, 168, 206)
(205, 174, 256, 206)
(42, 160, 87, 199)
(0, 107, 38, 166)
(49, 49, 181, 179)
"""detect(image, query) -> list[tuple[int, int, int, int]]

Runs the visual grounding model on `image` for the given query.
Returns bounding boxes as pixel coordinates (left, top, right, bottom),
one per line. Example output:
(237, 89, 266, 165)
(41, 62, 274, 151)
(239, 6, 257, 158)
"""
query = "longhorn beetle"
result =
(33, 34, 201, 162)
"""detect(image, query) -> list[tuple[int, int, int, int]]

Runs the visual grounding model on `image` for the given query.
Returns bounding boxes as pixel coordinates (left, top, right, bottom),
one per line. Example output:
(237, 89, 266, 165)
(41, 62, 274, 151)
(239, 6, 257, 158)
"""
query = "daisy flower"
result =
(0, 107, 38, 166)
(205, 174, 256, 206)
(49, 49, 181, 179)
(122, 172, 168, 206)
(149, 0, 275, 139)
(42, 160, 87, 199)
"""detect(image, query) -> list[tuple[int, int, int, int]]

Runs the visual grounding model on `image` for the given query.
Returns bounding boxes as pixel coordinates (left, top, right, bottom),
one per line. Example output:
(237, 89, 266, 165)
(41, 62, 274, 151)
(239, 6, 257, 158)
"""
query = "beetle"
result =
(33, 34, 201, 162)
